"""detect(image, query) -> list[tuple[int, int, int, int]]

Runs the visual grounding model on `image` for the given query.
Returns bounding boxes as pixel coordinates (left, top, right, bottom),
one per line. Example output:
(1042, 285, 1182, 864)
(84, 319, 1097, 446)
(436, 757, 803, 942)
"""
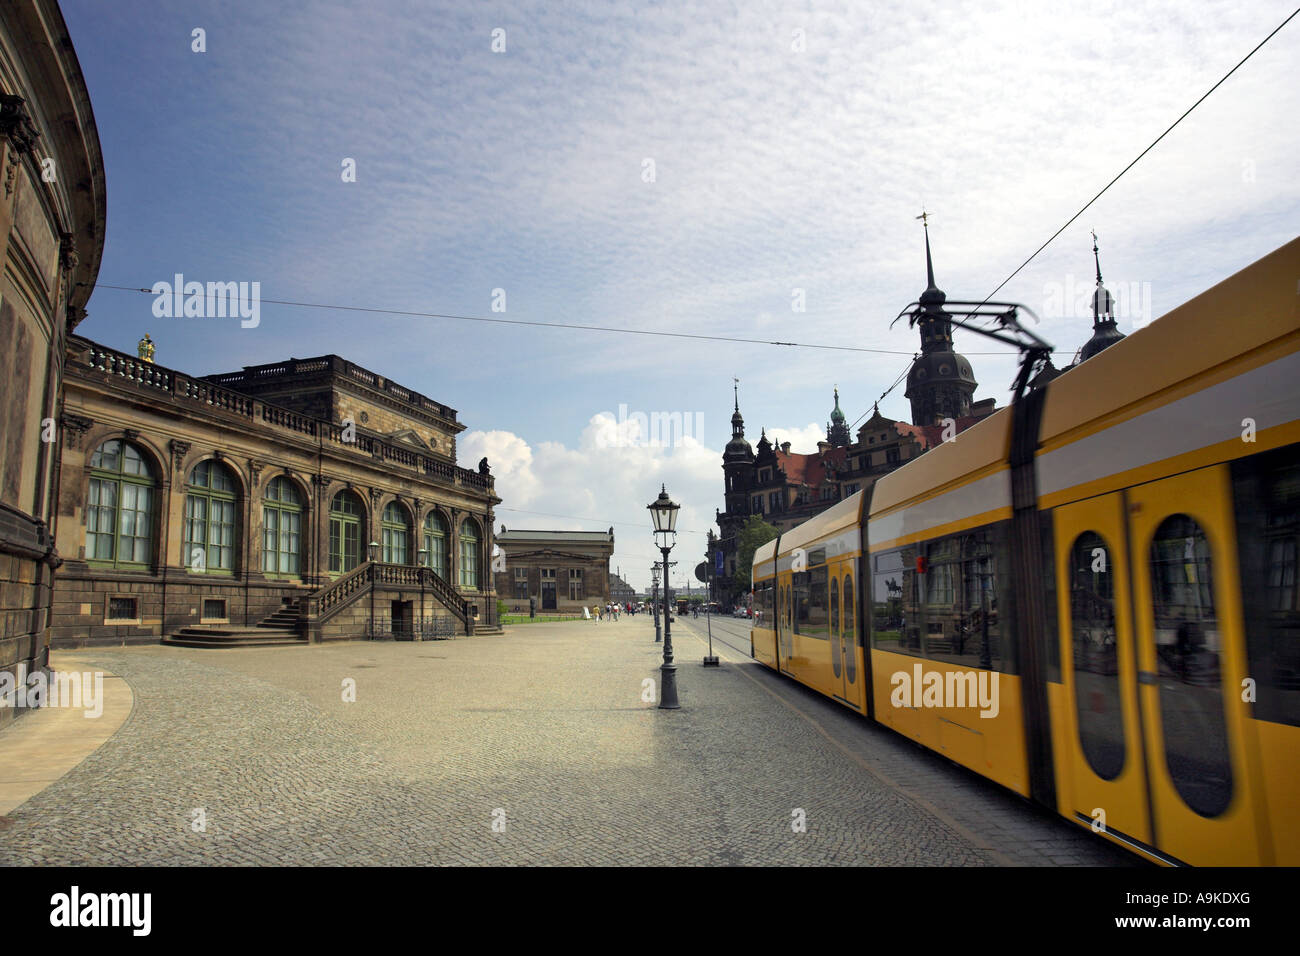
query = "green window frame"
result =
(382, 501, 411, 564)
(459, 518, 481, 590)
(263, 476, 303, 576)
(86, 439, 155, 569)
(329, 490, 364, 573)
(185, 459, 237, 573)
(422, 510, 447, 578)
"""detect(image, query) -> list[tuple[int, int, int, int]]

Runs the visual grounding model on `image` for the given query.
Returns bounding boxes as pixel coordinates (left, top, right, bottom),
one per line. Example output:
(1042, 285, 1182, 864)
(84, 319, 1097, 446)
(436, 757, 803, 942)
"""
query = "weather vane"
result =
(916, 209, 930, 227)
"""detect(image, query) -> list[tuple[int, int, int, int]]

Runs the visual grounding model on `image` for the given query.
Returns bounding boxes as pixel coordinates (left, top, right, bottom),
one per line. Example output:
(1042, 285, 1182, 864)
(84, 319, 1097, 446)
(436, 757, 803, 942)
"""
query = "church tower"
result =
(1079, 232, 1126, 362)
(826, 387, 850, 447)
(722, 381, 754, 519)
(904, 220, 978, 426)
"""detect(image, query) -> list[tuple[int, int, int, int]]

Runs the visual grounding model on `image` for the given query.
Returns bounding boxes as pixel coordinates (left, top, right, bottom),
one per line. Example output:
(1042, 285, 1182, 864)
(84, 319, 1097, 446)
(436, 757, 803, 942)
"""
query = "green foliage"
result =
(496, 599, 508, 620)
(731, 515, 779, 594)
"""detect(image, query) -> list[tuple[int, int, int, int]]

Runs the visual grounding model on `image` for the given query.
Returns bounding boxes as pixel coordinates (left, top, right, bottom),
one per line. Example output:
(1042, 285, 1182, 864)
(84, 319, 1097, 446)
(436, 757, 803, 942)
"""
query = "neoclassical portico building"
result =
(53, 336, 500, 646)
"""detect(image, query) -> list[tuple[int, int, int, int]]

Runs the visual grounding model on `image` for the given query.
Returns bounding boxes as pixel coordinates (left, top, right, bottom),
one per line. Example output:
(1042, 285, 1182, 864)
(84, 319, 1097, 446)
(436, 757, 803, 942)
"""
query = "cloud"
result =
(462, 412, 725, 587)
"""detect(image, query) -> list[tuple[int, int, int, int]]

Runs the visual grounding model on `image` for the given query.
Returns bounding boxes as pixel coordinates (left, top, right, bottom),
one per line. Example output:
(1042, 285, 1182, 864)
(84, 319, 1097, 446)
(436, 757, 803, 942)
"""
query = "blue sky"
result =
(62, 0, 1300, 588)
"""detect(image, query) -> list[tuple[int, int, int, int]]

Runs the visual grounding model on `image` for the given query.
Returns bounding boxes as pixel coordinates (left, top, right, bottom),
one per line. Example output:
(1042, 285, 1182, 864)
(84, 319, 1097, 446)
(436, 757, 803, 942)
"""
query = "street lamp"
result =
(369, 540, 380, 640)
(648, 485, 680, 709)
(651, 564, 661, 643)
(417, 548, 428, 639)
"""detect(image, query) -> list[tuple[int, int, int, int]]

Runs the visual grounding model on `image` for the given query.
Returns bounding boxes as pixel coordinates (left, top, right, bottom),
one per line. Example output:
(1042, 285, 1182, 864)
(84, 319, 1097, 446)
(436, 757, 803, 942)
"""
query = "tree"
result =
(731, 515, 779, 596)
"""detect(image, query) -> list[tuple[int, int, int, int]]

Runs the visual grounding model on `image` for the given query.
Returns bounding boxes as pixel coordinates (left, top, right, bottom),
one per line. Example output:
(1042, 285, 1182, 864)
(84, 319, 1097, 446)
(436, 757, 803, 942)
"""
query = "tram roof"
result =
(779, 487, 864, 555)
(1037, 236, 1300, 447)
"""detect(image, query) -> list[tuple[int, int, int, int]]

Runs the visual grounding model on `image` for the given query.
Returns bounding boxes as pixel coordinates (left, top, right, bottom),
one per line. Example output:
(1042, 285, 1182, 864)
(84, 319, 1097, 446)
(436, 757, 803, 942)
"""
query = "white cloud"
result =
(462, 413, 725, 588)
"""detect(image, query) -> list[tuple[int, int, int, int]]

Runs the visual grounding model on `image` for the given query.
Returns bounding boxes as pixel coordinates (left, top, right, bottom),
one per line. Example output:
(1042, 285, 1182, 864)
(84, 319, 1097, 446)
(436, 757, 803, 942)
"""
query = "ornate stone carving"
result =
(0, 95, 38, 199)
(0, 95, 40, 153)
(60, 414, 93, 450)
(248, 459, 263, 486)
(169, 439, 191, 472)
(122, 428, 139, 441)
(59, 232, 79, 273)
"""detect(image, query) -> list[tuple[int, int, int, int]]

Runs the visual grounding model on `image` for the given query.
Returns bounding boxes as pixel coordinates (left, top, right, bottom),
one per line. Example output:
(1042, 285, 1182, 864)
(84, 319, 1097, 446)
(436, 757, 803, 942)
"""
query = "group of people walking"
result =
(591, 602, 641, 622)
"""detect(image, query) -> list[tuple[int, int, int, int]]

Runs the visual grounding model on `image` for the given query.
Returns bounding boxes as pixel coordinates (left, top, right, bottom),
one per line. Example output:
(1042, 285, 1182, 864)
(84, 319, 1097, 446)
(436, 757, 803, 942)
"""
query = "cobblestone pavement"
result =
(0, 614, 1138, 866)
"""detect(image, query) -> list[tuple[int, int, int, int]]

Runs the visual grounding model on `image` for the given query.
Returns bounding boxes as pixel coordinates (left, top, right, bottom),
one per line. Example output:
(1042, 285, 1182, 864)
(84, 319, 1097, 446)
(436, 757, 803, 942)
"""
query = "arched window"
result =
(86, 439, 155, 568)
(263, 477, 303, 576)
(329, 490, 364, 573)
(382, 501, 412, 564)
(459, 517, 481, 590)
(185, 460, 238, 573)
(423, 510, 448, 578)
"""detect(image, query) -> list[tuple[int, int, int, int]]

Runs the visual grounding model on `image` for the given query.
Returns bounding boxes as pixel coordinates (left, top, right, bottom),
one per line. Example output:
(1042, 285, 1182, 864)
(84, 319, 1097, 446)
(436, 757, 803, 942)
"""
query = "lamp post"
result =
(418, 547, 428, 640)
(369, 540, 380, 639)
(652, 564, 661, 643)
(648, 485, 680, 709)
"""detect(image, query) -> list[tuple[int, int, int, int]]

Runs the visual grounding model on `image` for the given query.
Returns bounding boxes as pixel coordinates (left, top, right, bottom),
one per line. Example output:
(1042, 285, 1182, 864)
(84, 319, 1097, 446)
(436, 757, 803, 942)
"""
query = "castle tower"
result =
(827, 386, 850, 447)
(1079, 232, 1127, 362)
(904, 220, 978, 426)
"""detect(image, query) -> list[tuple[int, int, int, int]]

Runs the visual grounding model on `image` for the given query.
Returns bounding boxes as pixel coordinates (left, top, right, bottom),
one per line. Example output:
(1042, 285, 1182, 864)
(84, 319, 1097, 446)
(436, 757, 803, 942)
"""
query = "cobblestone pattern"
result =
(674, 615, 1139, 866)
(0, 615, 1133, 865)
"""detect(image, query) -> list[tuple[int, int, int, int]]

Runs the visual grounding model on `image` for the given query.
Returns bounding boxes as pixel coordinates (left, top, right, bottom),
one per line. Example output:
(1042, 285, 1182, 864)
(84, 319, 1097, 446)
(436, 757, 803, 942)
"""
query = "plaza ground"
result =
(0, 614, 1137, 866)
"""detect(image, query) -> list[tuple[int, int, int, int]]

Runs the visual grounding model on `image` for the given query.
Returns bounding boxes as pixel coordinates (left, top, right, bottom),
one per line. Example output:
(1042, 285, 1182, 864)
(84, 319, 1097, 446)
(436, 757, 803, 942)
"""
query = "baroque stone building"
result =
(0, 0, 106, 727)
(53, 336, 500, 646)
(494, 528, 614, 613)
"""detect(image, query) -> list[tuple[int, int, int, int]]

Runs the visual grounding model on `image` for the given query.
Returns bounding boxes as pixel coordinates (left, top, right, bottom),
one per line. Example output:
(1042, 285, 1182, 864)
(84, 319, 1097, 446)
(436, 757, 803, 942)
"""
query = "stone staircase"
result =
(162, 599, 308, 649)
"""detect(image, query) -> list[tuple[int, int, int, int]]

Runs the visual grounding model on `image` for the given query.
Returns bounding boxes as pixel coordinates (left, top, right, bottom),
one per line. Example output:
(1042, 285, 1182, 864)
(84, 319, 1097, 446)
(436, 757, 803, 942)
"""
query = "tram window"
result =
(844, 574, 855, 646)
(922, 527, 1012, 671)
(792, 574, 806, 635)
(872, 549, 915, 655)
(1232, 444, 1300, 727)
(1069, 531, 1125, 781)
(830, 577, 840, 635)
(1149, 513, 1233, 818)
(804, 566, 829, 638)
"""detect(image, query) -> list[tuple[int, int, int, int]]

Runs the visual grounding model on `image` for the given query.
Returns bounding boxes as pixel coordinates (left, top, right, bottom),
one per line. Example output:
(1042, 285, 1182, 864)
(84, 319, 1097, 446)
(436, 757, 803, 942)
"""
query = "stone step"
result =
(162, 626, 307, 649)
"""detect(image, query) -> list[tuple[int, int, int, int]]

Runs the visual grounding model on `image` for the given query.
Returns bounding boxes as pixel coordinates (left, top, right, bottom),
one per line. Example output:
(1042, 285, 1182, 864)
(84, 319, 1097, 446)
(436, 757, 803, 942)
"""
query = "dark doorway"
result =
(541, 582, 557, 610)
(391, 600, 414, 640)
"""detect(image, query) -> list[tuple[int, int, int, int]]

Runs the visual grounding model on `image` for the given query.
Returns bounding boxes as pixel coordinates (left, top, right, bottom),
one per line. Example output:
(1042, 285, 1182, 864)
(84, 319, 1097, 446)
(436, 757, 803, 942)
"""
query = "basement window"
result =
(107, 596, 138, 622)
(202, 598, 228, 622)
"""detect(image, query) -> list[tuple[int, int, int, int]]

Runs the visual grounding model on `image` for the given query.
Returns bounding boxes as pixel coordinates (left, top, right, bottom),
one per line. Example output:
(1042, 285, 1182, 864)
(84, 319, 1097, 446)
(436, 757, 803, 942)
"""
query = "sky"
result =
(60, 0, 1300, 590)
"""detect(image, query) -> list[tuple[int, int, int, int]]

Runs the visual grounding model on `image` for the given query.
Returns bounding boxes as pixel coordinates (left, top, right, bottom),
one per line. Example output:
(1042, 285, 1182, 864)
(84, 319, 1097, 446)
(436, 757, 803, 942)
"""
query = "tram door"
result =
(829, 565, 864, 710)
(1055, 467, 1263, 864)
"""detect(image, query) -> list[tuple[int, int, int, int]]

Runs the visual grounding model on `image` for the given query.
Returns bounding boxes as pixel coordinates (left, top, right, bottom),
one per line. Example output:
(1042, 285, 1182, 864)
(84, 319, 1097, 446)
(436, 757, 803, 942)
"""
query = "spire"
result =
(917, 211, 945, 309)
(1080, 230, 1126, 362)
(830, 386, 845, 423)
(1090, 230, 1115, 326)
(733, 376, 739, 413)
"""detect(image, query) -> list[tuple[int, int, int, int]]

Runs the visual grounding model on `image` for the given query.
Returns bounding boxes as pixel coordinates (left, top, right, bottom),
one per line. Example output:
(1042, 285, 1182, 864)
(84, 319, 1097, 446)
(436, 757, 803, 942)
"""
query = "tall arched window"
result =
(263, 477, 303, 575)
(86, 439, 156, 568)
(459, 517, 481, 590)
(185, 459, 238, 573)
(329, 490, 364, 573)
(423, 510, 448, 578)
(382, 501, 412, 564)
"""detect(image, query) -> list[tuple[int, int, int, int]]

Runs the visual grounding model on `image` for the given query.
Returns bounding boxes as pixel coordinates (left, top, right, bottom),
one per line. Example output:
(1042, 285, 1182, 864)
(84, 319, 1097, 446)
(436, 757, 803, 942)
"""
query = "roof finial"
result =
(1092, 229, 1103, 285)
(733, 376, 739, 412)
(917, 209, 938, 294)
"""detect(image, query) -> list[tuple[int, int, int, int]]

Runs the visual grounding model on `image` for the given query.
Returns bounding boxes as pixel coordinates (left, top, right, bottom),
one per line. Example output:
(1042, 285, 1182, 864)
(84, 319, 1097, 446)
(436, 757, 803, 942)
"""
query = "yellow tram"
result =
(751, 237, 1300, 865)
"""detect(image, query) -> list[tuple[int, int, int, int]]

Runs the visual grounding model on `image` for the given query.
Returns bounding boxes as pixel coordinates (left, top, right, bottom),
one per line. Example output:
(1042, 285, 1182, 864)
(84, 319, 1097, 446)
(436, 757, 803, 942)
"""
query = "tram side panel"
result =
(866, 516, 1032, 796)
